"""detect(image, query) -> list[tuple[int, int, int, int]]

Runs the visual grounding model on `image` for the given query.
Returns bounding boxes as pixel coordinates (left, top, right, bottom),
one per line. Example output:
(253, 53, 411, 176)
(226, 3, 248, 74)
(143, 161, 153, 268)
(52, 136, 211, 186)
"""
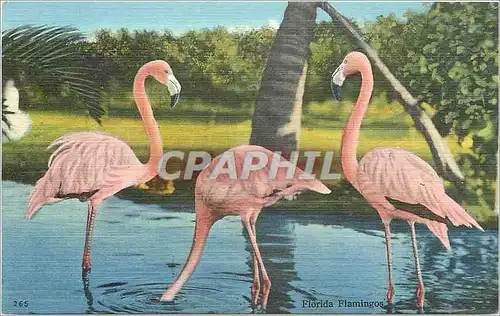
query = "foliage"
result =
(365, 3, 498, 213)
(84, 27, 275, 108)
(2, 25, 105, 123)
(306, 21, 357, 103)
(364, 10, 430, 100)
(4, 3, 497, 214)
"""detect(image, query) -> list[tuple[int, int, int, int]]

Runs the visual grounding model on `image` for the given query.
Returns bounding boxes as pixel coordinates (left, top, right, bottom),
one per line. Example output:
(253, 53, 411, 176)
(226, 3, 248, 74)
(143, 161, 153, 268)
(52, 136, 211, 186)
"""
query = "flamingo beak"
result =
(331, 64, 345, 102)
(166, 74, 181, 108)
(170, 93, 180, 108)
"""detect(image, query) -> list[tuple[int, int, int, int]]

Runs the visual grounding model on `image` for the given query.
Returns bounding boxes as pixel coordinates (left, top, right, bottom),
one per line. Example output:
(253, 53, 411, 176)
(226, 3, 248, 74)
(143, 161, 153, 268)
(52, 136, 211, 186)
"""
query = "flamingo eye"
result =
(344, 60, 348, 64)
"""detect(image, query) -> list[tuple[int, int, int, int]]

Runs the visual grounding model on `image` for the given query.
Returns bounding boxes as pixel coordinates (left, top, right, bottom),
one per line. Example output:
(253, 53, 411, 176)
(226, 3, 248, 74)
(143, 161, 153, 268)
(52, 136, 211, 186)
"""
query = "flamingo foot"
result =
(160, 289, 176, 302)
(386, 303, 394, 314)
(416, 283, 425, 311)
(386, 283, 395, 305)
(261, 278, 271, 310)
(160, 294, 172, 302)
(81, 268, 93, 306)
(251, 280, 260, 306)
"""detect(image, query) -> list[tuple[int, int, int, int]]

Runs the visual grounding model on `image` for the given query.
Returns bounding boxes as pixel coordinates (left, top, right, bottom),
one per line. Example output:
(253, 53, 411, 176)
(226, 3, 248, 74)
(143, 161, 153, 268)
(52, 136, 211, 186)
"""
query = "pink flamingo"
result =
(330, 51, 483, 310)
(160, 145, 331, 308)
(25, 60, 181, 271)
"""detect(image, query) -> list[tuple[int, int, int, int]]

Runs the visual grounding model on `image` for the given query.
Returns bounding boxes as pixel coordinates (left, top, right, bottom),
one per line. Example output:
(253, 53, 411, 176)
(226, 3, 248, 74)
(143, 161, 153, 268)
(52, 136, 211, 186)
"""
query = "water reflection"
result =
(244, 212, 300, 313)
(397, 229, 499, 314)
(82, 269, 94, 313)
(1, 181, 498, 314)
(261, 211, 498, 314)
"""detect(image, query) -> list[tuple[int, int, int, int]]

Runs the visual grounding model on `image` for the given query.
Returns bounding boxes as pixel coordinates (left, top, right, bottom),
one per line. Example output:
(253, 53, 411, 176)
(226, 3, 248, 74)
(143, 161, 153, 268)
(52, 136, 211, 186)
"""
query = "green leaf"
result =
(2, 25, 105, 123)
(444, 111, 458, 123)
(419, 55, 428, 73)
(448, 68, 457, 79)
(483, 39, 494, 48)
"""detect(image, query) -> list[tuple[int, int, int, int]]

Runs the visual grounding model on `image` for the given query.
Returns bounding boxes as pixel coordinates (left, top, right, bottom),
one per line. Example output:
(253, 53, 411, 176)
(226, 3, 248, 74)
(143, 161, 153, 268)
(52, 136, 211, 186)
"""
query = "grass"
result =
(3, 108, 469, 184)
(7, 108, 468, 155)
(4, 108, 495, 227)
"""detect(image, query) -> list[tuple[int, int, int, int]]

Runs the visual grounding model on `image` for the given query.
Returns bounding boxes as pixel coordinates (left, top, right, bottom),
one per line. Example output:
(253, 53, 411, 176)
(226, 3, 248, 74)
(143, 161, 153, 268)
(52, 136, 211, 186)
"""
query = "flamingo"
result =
(160, 144, 331, 308)
(330, 51, 483, 310)
(2, 79, 32, 142)
(25, 60, 182, 271)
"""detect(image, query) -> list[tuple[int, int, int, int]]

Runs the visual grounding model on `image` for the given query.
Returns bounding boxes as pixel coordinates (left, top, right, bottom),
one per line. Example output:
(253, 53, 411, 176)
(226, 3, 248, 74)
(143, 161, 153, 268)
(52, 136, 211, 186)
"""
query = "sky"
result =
(2, 1, 428, 36)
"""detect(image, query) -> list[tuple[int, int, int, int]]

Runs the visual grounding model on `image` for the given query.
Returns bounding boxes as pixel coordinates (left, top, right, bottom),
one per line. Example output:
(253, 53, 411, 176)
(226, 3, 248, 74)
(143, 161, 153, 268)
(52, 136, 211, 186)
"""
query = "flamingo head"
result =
(330, 51, 369, 101)
(148, 60, 182, 108)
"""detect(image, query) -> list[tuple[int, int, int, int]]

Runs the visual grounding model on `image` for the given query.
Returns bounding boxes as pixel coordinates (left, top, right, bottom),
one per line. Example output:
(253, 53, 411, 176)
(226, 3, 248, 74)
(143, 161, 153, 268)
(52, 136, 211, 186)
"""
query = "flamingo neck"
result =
(133, 67, 163, 173)
(341, 65, 373, 187)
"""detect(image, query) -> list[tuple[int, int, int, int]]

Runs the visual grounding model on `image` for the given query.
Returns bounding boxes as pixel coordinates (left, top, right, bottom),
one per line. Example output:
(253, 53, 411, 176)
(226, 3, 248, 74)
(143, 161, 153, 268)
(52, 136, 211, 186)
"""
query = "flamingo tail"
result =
(160, 208, 214, 301)
(26, 174, 61, 219)
(306, 179, 331, 195)
(441, 195, 484, 231)
(425, 220, 451, 250)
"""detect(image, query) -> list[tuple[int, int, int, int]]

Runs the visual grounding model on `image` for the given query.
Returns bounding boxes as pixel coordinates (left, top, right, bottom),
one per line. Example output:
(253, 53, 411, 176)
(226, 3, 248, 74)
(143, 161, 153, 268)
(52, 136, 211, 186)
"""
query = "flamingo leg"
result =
(82, 268, 94, 311)
(242, 217, 271, 310)
(82, 203, 97, 271)
(250, 221, 261, 306)
(408, 221, 425, 311)
(383, 220, 395, 306)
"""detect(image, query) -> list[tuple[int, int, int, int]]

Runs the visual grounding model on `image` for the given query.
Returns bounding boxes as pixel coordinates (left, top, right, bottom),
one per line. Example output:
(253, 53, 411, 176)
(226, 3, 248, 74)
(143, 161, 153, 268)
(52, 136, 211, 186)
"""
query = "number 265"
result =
(14, 301, 29, 307)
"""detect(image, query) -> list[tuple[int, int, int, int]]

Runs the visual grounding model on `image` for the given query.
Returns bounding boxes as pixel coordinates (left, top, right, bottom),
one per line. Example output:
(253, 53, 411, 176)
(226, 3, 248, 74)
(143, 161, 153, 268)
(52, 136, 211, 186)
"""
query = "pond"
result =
(2, 180, 498, 314)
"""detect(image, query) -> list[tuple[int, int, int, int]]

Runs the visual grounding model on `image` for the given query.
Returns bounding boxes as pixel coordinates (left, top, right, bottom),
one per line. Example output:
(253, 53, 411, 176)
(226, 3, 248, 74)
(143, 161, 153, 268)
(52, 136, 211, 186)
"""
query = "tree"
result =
(401, 3, 498, 213)
(2, 25, 105, 123)
(363, 3, 498, 215)
(319, 2, 466, 189)
(306, 21, 356, 103)
(250, 2, 318, 154)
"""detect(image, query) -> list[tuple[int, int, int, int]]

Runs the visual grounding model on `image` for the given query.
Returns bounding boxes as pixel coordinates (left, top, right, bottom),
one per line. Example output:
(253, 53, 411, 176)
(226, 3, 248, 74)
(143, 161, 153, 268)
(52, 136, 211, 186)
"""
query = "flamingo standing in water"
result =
(26, 60, 181, 271)
(160, 145, 331, 308)
(330, 52, 483, 310)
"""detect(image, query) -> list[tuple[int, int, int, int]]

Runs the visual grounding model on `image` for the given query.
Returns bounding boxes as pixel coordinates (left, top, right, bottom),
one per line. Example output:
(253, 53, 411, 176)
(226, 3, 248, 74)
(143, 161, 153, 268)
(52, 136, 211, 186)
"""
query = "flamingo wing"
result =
(26, 132, 145, 218)
(229, 145, 329, 200)
(196, 145, 329, 211)
(358, 147, 482, 230)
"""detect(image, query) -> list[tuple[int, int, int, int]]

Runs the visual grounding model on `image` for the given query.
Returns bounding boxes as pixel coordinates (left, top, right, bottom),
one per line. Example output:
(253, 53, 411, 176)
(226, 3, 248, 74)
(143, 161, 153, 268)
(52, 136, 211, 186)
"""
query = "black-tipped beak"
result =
(170, 93, 180, 108)
(331, 64, 346, 102)
(166, 74, 182, 109)
(332, 83, 341, 102)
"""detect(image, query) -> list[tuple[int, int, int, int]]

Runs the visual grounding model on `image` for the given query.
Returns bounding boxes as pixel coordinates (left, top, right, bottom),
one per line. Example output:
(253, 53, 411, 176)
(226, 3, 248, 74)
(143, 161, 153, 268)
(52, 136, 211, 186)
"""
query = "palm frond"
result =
(2, 25, 105, 123)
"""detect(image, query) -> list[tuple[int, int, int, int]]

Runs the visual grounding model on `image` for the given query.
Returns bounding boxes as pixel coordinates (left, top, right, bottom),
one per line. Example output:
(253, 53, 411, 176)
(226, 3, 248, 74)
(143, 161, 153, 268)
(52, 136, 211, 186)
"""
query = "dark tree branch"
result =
(319, 1, 465, 186)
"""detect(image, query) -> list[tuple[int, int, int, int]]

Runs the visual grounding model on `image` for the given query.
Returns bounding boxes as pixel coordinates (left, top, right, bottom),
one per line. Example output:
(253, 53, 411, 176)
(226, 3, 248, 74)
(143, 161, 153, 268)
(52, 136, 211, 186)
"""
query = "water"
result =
(2, 181, 498, 314)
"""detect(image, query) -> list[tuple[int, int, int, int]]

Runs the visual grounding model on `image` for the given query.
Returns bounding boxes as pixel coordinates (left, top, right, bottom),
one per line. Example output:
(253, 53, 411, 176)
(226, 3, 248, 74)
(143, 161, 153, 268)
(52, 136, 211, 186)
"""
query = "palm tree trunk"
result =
(249, 2, 318, 154)
(319, 1, 465, 187)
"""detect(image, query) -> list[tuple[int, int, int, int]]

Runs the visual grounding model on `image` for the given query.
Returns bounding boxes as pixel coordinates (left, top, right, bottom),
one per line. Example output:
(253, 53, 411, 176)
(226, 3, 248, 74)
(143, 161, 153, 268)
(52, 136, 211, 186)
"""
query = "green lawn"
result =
(2, 109, 470, 185)
(3, 110, 495, 227)
(5, 109, 468, 154)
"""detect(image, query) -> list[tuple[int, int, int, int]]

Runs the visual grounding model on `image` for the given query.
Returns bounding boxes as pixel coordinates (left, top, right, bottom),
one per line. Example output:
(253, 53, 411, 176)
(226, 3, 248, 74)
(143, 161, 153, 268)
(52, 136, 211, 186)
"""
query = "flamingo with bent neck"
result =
(26, 60, 181, 272)
(160, 145, 331, 308)
(330, 52, 483, 310)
